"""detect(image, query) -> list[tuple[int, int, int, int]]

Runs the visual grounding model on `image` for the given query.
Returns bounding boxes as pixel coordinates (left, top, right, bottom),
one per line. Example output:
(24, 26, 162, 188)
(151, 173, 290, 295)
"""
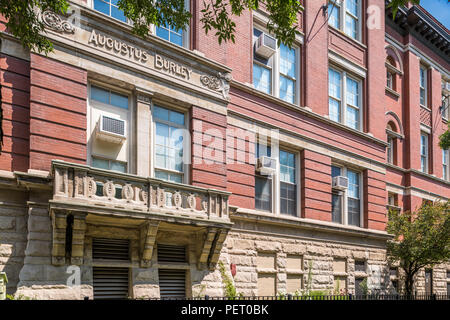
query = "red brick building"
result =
(0, 0, 448, 299)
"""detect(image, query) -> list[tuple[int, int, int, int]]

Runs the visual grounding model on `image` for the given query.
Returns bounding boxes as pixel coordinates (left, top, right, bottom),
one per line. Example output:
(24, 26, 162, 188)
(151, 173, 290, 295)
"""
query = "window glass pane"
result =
(253, 64, 272, 94)
(279, 44, 296, 79)
(111, 6, 126, 22)
(328, 3, 340, 29)
(346, 106, 359, 130)
(348, 198, 360, 226)
(279, 151, 295, 183)
(91, 85, 109, 104)
(421, 134, 428, 156)
(110, 161, 126, 173)
(346, 0, 358, 16)
(329, 98, 341, 122)
(331, 165, 341, 178)
(154, 106, 169, 121)
(156, 26, 170, 41)
(347, 170, 360, 199)
(280, 182, 296, 216)
(92, 157, 109, 170)
(170, 31, 183, 46)
(332, 193, 342, 223)
(420, 88, 426, 105)
(94, 0, 110, 16)
(255, 176, 272, 212)
(168, 173, 183, 183)
(155, 170, 168, 181)
(329, 69, 341, 99)
(169, 110, 185, 126)
(155, 145, 168, 168)
(280, 76, 295, 103)
(155, 122, 169, 146)
(346, 78, 359, 107)
(420, 68, 425, 87)
(345, 14, 357, 39)
(110, 91, 128, 109)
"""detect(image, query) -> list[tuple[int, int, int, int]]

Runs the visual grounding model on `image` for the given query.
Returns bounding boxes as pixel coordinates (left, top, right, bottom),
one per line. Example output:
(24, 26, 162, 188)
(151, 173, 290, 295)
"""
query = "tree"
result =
(440, 123, 450, 150)
(386, 201, 450, 297)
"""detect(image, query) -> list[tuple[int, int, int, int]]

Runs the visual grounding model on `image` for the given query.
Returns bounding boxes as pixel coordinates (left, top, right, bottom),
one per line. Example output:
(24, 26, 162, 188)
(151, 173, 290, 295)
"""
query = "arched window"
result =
(386, 57, 396, 91)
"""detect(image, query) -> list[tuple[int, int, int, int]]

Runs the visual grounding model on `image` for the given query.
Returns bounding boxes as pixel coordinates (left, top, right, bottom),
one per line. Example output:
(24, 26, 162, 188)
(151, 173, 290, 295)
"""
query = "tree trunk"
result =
(404, 273, 415, 299)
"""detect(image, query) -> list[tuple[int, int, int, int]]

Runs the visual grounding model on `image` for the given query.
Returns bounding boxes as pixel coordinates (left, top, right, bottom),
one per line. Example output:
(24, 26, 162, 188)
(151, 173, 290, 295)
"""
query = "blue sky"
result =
(420, 0, 450, 30)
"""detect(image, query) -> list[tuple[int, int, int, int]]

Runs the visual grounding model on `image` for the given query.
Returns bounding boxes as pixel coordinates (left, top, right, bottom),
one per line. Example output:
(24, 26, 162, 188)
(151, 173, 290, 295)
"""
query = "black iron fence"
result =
(151, 294, 450, 301)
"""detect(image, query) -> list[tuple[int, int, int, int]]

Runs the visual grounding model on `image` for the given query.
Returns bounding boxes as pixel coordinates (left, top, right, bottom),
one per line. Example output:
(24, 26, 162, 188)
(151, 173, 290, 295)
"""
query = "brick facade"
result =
(0, 1, 449, 299)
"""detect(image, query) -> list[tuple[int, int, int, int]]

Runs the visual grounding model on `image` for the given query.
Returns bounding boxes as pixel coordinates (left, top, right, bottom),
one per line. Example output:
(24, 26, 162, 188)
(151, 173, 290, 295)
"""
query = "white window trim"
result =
(255, 143, 301, 217)
(443, 149, 449, 181)
(420, 64, 428, 107)
(328, 0, 362, 42)
(150, 103, 190, 185)
(87, 81, 133, 174)
(332, 164, 363, 227)
(253, 25, 301, 105)
(328, 65, 363, 131)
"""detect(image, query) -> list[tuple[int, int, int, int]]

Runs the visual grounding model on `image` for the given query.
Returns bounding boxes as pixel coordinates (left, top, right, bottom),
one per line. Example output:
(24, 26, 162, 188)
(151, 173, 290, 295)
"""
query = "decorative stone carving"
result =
(172, 192, 182, 209)
(187, 194, 197, 210)
(103, 181, 116, 198)
(200, 72, 232, 99)
(122, 184, 134, 201)
(86, 177, 97, 197)
(42, 10, 75, 34)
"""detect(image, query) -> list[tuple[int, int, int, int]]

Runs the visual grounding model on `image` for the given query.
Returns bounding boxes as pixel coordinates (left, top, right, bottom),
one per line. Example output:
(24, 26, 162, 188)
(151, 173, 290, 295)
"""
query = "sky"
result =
(420, 0, 450, 30)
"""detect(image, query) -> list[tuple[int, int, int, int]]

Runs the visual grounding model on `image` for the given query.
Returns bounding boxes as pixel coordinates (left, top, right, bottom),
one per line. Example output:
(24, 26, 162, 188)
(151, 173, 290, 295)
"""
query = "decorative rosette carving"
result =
(200, 72, 232, 100)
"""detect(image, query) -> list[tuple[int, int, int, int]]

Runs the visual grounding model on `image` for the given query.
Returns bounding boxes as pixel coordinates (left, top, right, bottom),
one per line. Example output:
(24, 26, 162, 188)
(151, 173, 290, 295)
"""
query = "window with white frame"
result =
(93, 0, 127, 23)
(387, 135, 394, 164)
(253, 27, 299, 104)
(328, 67, 362, 130)
(443, 149, 449, 181)
(89, 84, 130, 173)
(255, 143, 298, 216)
(92, 0, 190, 48)
(420, 132, 429, 173)
(328, 0, 361, 41)
(331, 165, 362, 227)
(420, 65, 428, 106)
(153, 105, 186, 183)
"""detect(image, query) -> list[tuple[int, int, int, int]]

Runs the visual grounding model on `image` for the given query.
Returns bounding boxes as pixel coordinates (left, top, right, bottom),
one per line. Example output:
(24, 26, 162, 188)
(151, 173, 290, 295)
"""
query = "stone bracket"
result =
(198, 228, 218, 269)
(50, 210, 68, 266)
(140, 221, 160, 268)
(207, 229, 228, 271)
(70, 214, 87, 265)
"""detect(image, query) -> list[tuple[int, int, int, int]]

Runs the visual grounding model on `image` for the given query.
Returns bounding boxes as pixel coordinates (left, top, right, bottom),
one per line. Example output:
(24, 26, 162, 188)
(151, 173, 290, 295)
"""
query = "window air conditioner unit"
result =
(96, 115, 126, 144)
(256, 156, 277, 175)
(332, 176, 349, 190)
(446, 82, 450, 92)
(255, 33, 277, 59)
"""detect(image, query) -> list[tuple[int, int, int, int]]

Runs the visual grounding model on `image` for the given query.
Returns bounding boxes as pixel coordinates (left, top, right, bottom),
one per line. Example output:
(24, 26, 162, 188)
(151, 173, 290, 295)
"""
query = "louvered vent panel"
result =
(92, 238, 130, 261)
(157, 244, 187, 263)
(159, 269, 186, 298)
(102, 116, 125, 136)
(93, 267, 129, 300)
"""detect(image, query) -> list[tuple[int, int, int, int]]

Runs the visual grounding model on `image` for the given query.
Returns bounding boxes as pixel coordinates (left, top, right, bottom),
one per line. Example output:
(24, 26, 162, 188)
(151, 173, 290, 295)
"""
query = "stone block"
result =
(24, 240, 52, 257)
(255, 241, 281, 252)
(232, 239, 254, 250)
(28, 215, 51, 233)
(282, 243, 306, 254)
(0, 217, 15, 230)
(0, 244, 13, 257)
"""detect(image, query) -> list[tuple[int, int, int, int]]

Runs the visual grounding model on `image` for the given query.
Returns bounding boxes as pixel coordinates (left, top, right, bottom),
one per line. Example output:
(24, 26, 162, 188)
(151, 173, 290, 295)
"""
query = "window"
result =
(156, 24, 183, 47)
(420, 132, 429, 173)
(354, 260, 365, 272)
(328, 67, 362, 130)
(89, 84, 130, 174)
(443, 149, 449, 181)
(93, 0, 127, 23)
(386, 70, 393, 89)
(387, 135, 394, 164)
(153, 105, 186, 183)
(255, 143, 298, 216)
(331, 165, 362, 227)
(253, 28, 299, 103)
(420, 65, 428, 106)
(328, 0, 361, 41)
(443, 82, 449, 120)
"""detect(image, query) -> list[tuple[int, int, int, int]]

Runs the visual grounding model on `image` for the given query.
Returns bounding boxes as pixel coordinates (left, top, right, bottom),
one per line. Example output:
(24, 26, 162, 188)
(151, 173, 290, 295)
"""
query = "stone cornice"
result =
(231, 207, 394, 242)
